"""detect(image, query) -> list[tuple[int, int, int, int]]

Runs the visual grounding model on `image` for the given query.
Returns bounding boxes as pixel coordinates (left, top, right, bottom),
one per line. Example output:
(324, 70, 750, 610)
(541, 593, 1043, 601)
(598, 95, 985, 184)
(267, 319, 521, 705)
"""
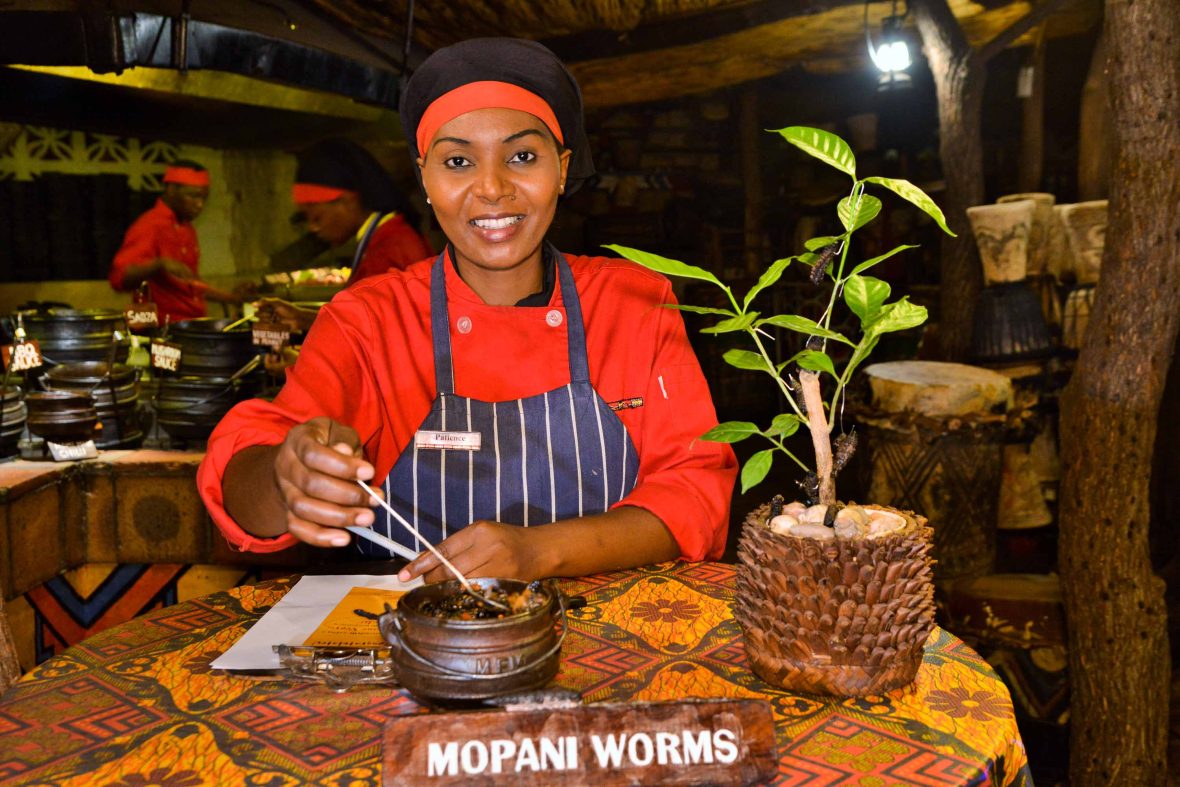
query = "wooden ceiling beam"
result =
(541, 0, 867, 63)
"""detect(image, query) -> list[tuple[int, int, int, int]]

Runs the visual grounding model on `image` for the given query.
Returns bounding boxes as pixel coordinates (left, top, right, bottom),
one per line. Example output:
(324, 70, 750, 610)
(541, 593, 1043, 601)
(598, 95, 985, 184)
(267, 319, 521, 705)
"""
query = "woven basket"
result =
(733, 502, 936, 696)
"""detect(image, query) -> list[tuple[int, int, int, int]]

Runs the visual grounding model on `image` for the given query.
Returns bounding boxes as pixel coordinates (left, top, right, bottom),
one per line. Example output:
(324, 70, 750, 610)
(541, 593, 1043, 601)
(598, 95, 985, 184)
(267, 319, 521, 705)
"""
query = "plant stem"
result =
(747, 329, 803, 418)
(799, 370, 835, 505)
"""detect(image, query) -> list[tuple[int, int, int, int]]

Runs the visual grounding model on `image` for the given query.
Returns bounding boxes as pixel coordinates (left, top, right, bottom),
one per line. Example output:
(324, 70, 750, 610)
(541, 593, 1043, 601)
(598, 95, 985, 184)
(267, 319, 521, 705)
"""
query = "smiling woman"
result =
(196, 37, 737, 585)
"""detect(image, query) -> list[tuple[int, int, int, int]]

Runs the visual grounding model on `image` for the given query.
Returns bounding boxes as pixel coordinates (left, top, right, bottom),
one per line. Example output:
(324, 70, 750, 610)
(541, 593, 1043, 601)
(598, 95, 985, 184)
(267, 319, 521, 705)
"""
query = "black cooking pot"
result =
(170, 318, 259, 378)
(154, 369, 260, 442)
(378, 579, 565, 704)
(25, 390, 99, 442)
(14, 308, 129, 366)
(42, 362, 142, 448)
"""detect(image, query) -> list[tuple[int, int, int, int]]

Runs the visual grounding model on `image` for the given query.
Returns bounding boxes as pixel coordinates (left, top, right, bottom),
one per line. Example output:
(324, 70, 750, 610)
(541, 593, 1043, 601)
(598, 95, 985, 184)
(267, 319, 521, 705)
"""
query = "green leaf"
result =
(796, 350, 836, 377)
(701, 312, 760, 334)
(866, 297, 928, 336)
(773, 126, 856, 179)
(863, 177, 956, 237)
(701, 421, 761, 443)
(757, 314, 854, 345)
(837, 194, 882, 232)
(741, 449, 775, 494)
(663, 304, 735, 317)
(723, 349, 771, 372)
(849, 244, 918, 277)
(743, 257, 793, 310)
(844, 274, 891, 324)
(605, 244, 724, 286)
(766, 413, 803, 437)
(804, 236, 841, 251)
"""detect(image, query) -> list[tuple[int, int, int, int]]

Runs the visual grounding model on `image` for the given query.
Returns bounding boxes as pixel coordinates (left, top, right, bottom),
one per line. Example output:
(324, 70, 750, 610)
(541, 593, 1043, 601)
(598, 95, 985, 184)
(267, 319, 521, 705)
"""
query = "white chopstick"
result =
(356, 479, 507, 610)
(344, 524, 418, 562)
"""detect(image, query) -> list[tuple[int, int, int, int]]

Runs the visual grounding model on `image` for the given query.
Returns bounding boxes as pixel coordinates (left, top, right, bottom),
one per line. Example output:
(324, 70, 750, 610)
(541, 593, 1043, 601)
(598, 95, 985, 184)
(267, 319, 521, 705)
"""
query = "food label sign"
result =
(124, 303, 159, 331)
(1, 340, 43, 372)
(150, 341, 182, 372)
(252, 321, 291, 350)
(382, 699, 776, 786)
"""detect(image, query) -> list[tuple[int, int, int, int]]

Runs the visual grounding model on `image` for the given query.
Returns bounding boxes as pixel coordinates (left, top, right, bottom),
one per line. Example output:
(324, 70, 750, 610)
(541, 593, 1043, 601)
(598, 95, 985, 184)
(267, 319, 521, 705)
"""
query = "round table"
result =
(0, 562, 1031, 785)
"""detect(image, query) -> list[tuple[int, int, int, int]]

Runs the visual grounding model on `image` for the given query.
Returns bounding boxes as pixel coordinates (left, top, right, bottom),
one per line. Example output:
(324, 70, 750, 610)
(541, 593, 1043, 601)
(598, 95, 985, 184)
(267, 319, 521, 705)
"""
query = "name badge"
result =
(415, 430, 482, 451)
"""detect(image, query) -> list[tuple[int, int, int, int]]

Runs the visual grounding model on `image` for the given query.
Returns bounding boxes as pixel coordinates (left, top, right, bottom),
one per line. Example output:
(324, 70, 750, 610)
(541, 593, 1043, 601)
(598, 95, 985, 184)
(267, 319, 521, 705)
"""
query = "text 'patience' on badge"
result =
(415, 430, 482, 451)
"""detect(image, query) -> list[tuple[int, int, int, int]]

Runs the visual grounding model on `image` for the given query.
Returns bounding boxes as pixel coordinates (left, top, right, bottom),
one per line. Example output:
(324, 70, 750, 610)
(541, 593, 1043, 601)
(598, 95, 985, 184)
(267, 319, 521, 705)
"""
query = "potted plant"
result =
(609, 126, 955, 696)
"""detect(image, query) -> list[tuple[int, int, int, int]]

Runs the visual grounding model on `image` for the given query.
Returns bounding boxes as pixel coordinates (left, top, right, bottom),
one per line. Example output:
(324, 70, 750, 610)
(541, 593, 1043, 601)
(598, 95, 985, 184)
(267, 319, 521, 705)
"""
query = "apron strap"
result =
(429, 243, 591, 395)
(345, 212, 389, 284)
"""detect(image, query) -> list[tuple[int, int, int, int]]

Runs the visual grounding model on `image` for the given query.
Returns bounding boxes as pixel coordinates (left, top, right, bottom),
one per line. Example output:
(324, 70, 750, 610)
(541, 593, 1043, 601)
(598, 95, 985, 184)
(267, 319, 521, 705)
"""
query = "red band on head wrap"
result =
(163, 166, 209, 187)
(292, 183, 351, 205)
(416, 81, 563, 158)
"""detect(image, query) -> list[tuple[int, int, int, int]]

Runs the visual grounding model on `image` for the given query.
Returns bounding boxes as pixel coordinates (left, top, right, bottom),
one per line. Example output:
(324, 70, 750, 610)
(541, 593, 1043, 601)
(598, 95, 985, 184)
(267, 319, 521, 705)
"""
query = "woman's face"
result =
(419, 107, 570, 277)
(300, 192, 367, 247)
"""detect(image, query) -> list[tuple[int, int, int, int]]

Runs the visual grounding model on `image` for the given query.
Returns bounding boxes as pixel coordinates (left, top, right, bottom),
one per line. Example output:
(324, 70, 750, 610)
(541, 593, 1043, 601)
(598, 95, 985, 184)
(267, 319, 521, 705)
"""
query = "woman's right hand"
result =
(273, 416, 381, 548)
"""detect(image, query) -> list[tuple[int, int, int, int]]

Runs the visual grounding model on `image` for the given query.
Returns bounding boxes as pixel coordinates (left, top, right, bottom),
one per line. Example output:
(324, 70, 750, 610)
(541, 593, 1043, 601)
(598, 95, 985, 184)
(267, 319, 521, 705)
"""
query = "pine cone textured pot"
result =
(733, 502, 936, 696)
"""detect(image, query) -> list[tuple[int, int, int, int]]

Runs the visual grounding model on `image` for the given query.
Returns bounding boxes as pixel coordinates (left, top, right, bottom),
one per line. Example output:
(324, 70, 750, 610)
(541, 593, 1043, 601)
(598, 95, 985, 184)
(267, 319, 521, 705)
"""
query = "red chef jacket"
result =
(350, 212, 434, 284)
(109, 198, 206, 323)
(197, 251, 737, 561)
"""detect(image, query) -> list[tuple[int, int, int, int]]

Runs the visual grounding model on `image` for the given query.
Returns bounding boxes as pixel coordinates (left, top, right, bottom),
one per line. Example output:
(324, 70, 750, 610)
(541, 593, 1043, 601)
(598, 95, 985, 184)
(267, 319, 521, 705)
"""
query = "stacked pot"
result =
(24, 390, 99, 445)
(42, 362, 143, 449)
(154, 318, 262, 443)
(14, 307, 129, 366)
(0, 386, 27, 458)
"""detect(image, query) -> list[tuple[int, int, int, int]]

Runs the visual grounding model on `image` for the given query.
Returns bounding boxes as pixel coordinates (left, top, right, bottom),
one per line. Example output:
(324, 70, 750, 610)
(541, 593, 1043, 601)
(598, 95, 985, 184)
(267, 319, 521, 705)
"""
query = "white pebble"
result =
(801, 504, 828, 525)
(769, 514, 800, 534)
(866, 510, 906, 537)
(783, 501, 807, 519)
(789, 522, 836, 540)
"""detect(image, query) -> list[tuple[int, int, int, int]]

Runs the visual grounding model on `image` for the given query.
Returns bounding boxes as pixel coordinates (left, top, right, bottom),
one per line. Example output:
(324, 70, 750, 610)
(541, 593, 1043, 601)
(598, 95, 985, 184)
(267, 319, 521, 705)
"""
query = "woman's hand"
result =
(272, 416, 381, 548)
(397, 521, 549, 583)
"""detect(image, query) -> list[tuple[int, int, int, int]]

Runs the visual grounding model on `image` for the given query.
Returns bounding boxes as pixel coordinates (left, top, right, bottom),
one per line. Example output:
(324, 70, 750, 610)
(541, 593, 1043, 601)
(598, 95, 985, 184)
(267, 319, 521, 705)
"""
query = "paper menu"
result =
(210, 574, 421, 671)
(303, 587, 407, 648)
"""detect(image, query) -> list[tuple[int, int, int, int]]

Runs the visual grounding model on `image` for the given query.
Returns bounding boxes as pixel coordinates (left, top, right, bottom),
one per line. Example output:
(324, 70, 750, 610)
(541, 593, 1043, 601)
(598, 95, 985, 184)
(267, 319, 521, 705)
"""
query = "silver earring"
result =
(559, 184, 565, 194)
(426, 196, 431, 205)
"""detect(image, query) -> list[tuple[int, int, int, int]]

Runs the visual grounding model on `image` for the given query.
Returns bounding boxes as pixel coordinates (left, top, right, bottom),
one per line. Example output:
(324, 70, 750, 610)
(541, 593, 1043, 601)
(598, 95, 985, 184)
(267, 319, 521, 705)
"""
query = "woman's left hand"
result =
(397, 521, 549, 583)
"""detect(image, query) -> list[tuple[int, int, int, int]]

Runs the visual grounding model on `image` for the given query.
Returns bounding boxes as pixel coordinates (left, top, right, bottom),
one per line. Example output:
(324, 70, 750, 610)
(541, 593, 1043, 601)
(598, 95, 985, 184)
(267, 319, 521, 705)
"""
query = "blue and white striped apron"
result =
(366, 247, 640, 556)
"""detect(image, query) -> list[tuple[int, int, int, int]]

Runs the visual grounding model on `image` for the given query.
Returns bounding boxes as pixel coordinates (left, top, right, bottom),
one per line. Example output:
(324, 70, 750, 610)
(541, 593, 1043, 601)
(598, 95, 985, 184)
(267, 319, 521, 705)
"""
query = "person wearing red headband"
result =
(109, 160, 243, 323)
(199, 39, 736, 583)
(259, 138, 434, 334)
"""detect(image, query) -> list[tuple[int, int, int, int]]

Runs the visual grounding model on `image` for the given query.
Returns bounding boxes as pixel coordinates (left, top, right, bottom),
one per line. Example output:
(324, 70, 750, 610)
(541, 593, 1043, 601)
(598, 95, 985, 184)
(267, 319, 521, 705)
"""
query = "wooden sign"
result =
(1, 339, 43, 372)
(150, 340, 182, 372)
(124, 303, 159, 331)
(382, 699, 777, 786)
(252, 320, 291, 350)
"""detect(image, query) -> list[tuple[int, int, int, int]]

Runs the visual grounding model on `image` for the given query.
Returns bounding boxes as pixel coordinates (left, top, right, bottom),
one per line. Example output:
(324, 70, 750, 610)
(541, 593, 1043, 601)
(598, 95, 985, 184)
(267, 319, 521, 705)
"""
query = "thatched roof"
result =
(307, 0, 1101, 107)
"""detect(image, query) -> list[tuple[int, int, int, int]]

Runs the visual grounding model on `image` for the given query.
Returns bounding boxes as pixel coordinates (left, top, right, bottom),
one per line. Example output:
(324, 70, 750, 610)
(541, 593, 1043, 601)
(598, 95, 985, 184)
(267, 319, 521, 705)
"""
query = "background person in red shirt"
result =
(259, 138, 434, 334)
(109, 160, 243, 324)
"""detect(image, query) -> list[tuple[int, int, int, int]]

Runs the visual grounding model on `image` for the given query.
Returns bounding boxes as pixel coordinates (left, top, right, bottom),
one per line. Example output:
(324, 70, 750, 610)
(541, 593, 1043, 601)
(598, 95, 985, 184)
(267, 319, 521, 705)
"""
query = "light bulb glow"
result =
(874, 41, 911, 73)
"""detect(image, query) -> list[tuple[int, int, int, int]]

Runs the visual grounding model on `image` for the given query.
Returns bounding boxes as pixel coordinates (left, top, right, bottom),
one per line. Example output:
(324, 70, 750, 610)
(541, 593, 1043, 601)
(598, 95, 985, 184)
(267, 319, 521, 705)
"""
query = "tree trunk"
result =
(1058, 0, 1180, 782)
(912, 0, 986, 362)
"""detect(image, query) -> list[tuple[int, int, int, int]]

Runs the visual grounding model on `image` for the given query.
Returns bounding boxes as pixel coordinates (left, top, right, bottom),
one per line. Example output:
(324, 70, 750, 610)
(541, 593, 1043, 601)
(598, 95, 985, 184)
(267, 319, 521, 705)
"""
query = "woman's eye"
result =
(509, 150, 537, 164)
(444, 156, 470, 169)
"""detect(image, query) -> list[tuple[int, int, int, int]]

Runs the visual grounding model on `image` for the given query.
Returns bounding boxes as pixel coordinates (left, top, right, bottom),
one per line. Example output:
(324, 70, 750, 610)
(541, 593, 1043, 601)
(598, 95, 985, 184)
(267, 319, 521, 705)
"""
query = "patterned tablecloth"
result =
(0, 562, 1031, 785)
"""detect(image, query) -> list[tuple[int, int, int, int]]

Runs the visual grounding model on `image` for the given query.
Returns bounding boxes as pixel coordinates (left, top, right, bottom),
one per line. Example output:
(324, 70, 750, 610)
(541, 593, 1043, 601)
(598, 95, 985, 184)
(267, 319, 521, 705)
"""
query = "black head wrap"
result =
(295, 138, 421, 226)
(399, 37, 594, 195)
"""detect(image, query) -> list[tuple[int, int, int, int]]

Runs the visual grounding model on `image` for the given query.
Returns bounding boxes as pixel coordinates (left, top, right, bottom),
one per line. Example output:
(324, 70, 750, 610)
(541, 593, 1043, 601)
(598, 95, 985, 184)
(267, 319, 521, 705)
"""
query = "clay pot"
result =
(378, 578, 564, 704)
(1057, 200, 1107, 285)
(997, 193, 1055, 277)
(967, 201, 1035, 284)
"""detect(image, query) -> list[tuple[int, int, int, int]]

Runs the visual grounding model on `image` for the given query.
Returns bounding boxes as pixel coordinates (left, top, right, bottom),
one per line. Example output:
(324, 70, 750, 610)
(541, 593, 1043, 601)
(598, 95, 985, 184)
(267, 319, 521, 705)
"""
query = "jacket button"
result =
(456, 316, 472, 334)
(545, 309, 563, 327)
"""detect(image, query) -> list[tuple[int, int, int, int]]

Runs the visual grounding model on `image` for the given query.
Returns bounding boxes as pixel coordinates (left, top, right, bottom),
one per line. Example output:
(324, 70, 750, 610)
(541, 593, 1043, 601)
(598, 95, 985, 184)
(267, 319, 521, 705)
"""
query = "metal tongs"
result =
(355, 479, 511, 613)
